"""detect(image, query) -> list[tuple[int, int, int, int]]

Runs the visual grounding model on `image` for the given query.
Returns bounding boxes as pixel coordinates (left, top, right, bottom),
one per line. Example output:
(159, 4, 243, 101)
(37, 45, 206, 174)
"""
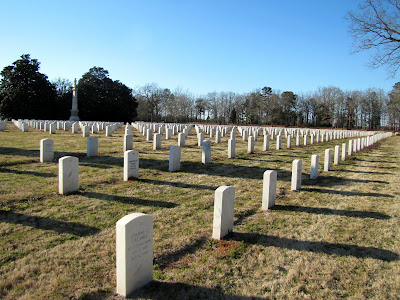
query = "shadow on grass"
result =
(0, 167, 56, 178)
(0, 210, 100, 236)
(155, 236, 208, 270)
(0, 147, 38, 157)
(228, 232, 399, 262)
(272, 204, 391, 219)
(301, 187, 394, 198)
(129, 280, 266, 300)
(139, 178, 218, 190)
(76, 156, 293, 180)
(83, 192, 178, 208)
(339, 169, 393, 175)
(304, 175, 390, 187)
(234, 208, 258, 225)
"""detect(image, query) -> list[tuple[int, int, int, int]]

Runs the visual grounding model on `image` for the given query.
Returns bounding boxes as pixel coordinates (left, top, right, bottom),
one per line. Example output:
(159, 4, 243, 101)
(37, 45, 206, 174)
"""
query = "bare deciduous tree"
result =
(347, 0, 400, 75)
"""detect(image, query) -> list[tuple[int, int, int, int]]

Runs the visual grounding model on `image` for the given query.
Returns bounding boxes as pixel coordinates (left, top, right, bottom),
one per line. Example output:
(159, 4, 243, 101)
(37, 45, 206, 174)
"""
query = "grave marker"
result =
(87, 137, 98, 157)
(124, 150, 139, 180)
(291, 159, 302, 191)
(202, 140, 211, 164)
(212, 186, 235, 240)
(59, 156, 79, 195)
(310, 154, 319, 180)
(40, 138, 54, 162)
(116, 213, 153, 297)
(262, 170, 277, 210)
(169, 146, 181, 172)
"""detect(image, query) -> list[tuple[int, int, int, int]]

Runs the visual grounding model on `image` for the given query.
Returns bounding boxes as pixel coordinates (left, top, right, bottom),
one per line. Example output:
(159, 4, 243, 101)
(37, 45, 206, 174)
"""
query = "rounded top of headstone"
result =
(116, 212, 151, 226)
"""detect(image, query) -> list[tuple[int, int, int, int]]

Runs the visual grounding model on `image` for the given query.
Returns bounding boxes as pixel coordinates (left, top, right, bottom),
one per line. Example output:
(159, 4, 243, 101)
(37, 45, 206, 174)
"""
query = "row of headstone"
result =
(11, 118, 123, 137)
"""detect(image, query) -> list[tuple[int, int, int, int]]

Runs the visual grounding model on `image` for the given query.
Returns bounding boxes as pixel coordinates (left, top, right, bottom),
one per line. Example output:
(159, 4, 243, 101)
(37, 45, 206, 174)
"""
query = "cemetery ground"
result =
(1, 123, 400, 299)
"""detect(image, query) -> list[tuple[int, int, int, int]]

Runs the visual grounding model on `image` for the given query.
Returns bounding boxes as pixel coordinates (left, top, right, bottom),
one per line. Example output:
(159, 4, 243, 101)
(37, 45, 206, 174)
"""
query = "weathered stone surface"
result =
(59, 156, 79, 195)
(124, 150, 139, 180)
(116, 213, 153, 297)
(212, 186, 235, 240)
(262, 170, 277, 210)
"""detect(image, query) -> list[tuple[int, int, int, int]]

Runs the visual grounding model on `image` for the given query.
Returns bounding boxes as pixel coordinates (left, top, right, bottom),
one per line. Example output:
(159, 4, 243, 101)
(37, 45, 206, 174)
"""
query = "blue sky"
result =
(0, 0, 397, 96)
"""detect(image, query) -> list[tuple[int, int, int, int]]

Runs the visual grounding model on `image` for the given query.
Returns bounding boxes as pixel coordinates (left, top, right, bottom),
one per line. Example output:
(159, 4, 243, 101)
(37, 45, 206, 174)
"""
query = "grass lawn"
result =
(0, 122, 399, 299)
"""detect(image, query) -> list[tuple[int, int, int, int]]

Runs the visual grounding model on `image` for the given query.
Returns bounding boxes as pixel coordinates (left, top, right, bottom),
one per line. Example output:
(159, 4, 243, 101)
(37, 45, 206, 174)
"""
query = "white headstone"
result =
(215, 131, 221, 144)
(59, 156, 79, 195)
(342, 143, 347, 161)
(87, 137, 98, 157)
(165, 128, 172, 140)
(324, 149, 332, 172)
(228, 138, 235, 159)
(82, 125, 90, 137)
(198, 132, 204, 146)
(287, 135, 292, 149)
(49, 123, 56, 134)
(40, 138, 54, 163)
(276, 134, 282, 150)
(178, 133, 185, 147)
(116, 213, 153, 297)
(202, 140, 211, 164)
(124, 150, 139, 180)
(262, 170, 277, 210)
(169, 145, 181, 172)
(310, 154, 319, 180)
(153, 133, 161, 150)
(291, 159, 302, 191)
(124, 134, 133, 152)
(248, 136, 255, 153)
(146, 129, 153, 141)
(263, 134, 269, 151)
(212, 186, 235, 240)
(72, 123, 78, 134)
(348, 140, 353, 156)
(334, 145, 340, 165)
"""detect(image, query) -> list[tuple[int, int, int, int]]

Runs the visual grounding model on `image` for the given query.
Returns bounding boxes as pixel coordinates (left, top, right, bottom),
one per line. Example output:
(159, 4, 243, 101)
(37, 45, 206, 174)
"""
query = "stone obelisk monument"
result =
(69, 79, 80, 121)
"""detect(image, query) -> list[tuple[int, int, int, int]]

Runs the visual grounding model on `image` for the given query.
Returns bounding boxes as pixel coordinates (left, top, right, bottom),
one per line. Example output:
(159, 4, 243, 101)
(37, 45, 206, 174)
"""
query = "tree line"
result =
(1, 54, 400, 129)
(135, 83, 400, 130)
(0, 55, 137, 122)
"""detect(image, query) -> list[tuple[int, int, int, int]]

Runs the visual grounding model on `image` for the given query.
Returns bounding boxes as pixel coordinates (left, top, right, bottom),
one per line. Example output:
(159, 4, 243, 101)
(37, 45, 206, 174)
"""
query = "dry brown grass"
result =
(1, 122, 399, 299)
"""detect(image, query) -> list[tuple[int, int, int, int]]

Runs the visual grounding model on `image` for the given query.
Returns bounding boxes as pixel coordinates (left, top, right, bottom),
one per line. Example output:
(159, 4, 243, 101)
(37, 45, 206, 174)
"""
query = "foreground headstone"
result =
(291, 159, 302, 191)
(40, 138, 54, 163)
(228, 138, 235, 158)
(287, 135, 292, 149)
(276, 135, 282, 150)
(59, 156, 79, 195)
(212, 186, 235, 240)
(310, 154, 319, 180)
(87, 137, 98, 157)
(124, 150, 139, 180)
(116, 213, 153, 297)
(262, 170, 277, 210)
(202, 140, 211, 164)
(248, 136, 255, 153)
(334, 145, 340, 165)
(263, 134, 269, 151)
(348, 140, 353, 156)
(342, 143, 347, 161)
(169, 145, 181, 172)
(324, 149, 332, 172)
(153, 133, 161, 150)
